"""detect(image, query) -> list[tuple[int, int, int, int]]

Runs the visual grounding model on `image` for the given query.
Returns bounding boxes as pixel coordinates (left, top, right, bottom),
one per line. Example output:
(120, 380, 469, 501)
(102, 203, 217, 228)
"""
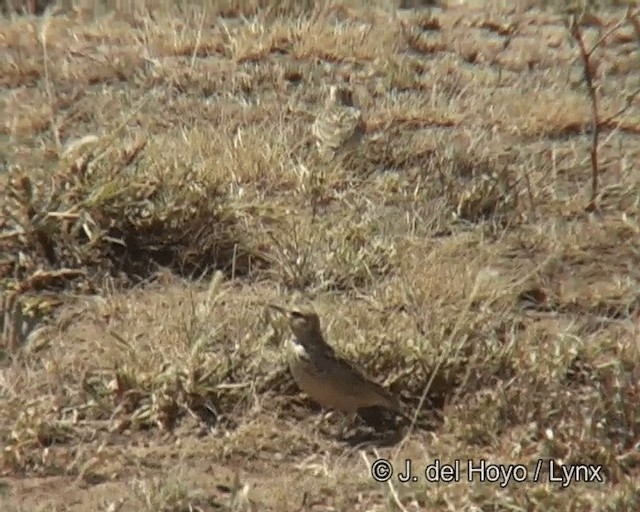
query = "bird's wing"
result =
(313, 107, 362, 151)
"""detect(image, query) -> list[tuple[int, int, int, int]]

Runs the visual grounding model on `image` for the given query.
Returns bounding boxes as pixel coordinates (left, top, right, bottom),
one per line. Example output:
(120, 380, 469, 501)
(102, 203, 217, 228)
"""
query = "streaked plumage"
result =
(312, 85, 365, 162)
(268, 302, 403, 415)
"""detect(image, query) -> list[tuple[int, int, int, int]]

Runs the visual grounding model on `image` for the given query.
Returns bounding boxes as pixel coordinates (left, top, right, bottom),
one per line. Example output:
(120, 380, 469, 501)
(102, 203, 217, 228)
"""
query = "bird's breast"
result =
(285, 337, 395, 412)
(287, 337, 310, 360)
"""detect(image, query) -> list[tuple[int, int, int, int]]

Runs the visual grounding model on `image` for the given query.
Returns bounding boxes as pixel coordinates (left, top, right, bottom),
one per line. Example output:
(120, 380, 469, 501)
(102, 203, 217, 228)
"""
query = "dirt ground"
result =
(2, 0, 640, 510)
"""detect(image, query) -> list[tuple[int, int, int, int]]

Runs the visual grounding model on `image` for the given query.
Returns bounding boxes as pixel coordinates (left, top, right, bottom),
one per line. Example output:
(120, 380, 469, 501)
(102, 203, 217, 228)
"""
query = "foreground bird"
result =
(268, 302, 404, 418)
(312, 85, 365, 162)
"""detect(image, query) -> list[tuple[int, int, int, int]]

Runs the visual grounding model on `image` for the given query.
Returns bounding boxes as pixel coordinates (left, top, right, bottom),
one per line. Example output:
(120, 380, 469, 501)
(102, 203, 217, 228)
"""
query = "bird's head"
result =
(267, 302, 322, 341)
(287, 306, 322, 340)
(327, 84, 355, 107)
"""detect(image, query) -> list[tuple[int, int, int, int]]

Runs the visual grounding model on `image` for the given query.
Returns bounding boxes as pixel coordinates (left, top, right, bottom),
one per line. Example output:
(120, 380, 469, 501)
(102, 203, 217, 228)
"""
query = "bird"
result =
(267, 302, 406, 421)
(311, 85, 366, 162)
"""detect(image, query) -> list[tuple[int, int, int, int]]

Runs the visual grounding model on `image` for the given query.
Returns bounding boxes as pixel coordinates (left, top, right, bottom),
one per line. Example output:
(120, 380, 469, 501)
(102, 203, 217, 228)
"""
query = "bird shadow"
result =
(340, 407, 410, 447)
(338, 406, 441, 448)
(340, 427, 404, 448)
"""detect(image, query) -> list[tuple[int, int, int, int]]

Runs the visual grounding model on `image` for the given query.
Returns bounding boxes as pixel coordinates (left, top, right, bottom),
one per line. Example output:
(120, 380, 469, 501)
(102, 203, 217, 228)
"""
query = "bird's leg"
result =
(313, 410, 334, 430)
(333, 412, 358, 441)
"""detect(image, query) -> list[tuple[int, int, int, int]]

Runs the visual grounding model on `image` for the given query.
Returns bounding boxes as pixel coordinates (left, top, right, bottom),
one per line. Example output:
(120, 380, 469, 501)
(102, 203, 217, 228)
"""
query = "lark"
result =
(268, 302, 405, 420)
(312, 85, 366, 162)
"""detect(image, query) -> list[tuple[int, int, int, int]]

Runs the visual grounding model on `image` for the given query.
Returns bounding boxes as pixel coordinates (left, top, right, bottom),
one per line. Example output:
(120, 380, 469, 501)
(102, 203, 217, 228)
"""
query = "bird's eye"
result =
(290, 311, 305, 319)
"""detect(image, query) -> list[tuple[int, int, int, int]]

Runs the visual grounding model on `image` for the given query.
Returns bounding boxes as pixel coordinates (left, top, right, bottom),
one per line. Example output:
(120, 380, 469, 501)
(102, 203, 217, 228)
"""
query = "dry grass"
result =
(2, 0, 640, 510)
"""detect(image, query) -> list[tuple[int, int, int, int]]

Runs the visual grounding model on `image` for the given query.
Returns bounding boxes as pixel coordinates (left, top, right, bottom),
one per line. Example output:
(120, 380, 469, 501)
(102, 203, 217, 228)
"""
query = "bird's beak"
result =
(266, 303, 288, 314)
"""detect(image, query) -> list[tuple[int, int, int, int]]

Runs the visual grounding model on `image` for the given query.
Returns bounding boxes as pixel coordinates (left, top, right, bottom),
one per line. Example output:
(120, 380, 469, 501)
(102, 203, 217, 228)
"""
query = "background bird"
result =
(312, 85, 366, 162)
